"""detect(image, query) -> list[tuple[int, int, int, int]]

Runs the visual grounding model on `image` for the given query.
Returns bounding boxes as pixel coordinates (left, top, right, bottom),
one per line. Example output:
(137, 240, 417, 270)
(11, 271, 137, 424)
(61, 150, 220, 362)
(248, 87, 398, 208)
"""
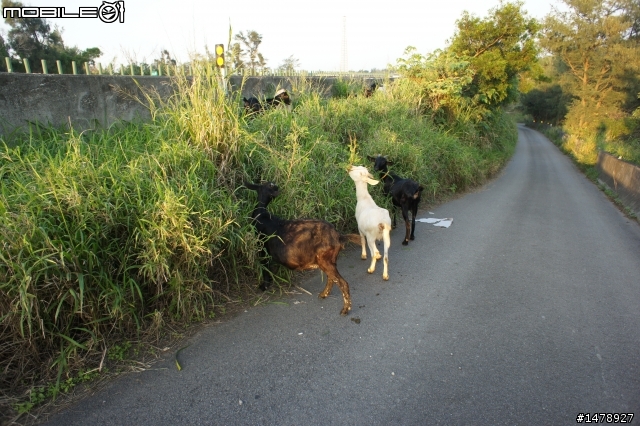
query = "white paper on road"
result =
(416, 217, 453, 228)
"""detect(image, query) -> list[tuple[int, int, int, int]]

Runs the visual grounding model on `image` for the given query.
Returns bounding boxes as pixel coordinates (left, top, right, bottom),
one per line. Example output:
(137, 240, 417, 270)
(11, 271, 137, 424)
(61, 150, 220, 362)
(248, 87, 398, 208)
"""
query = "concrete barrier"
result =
(0, 73, 177, 137)
(597, 151, 640, 217)
(0, 73, 381, 138)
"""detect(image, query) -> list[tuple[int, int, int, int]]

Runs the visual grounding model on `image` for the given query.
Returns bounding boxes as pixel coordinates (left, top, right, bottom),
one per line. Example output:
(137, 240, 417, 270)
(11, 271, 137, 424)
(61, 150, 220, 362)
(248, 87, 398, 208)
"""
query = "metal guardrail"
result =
(1, 57, 392, 78)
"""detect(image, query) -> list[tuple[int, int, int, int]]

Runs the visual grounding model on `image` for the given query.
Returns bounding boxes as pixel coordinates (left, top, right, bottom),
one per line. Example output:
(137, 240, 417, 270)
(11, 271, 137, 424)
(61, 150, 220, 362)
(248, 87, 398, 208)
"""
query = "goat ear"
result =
(366, 178, 380, 186)
(366, 155, 376, 162)
(386, 160, 394, 166)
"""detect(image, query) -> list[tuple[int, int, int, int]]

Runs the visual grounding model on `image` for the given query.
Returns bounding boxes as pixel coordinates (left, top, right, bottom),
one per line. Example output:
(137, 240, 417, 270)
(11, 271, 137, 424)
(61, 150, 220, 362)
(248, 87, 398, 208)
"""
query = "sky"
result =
(1, 0, 562, 72)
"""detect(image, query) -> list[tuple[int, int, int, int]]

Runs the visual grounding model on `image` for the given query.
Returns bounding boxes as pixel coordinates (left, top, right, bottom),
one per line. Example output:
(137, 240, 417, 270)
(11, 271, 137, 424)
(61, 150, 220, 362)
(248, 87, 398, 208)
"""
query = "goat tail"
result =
(413, 185, 424, 199)
(340, 233, 362, 246)
(378, 223, 392, 232)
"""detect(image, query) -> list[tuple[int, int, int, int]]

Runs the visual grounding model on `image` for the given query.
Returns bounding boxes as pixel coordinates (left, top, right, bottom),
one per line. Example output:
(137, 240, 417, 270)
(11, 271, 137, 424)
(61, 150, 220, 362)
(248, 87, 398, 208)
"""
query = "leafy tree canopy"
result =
(520, 84, 570, 125)
(0, 33, 9, 58)
(395, 1, 539, 124)
(232, 30, 267, 74)
(540, 0, 640, 139)
(2, 0, 102, 73)
(396, 48, 477, 122)
(447, 0, 540, 108)
(277, 55, 300, 73)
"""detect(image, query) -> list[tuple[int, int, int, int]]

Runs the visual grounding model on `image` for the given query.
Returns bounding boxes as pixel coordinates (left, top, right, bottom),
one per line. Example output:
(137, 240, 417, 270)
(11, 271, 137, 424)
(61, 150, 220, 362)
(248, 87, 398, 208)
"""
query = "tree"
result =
(2, 0, 102, 73)
(394, 2, 539, 124)
(396, 47, 477, 123)
(0, 33, 9, 59)
(447, 0, 540, 108)
(622, 0, 640, 42)
(540, 0, 640, 142)
(3, 0, 64, 71)
(520, 84, 570, 124)
(233, 30, 267, 74)
(228, 42, 244, 73)
(153, 49, 176, 74)
(277, 55, 300, 74)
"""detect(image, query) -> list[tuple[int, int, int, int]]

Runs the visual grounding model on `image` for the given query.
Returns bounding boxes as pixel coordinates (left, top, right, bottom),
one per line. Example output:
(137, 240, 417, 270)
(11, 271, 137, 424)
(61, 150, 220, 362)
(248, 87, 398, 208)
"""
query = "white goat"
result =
(348, 165, 392, 280)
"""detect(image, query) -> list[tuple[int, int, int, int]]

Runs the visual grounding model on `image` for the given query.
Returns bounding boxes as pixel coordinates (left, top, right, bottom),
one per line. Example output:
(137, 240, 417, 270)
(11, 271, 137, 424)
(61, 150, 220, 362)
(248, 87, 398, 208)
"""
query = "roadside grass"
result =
(0, 63, 518, 424)
(600, 136, 640, 166)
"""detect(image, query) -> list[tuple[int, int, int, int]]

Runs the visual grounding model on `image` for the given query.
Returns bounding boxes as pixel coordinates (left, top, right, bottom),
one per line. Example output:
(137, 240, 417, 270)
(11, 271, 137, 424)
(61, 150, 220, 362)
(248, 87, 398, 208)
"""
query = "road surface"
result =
(44, 125, 640, 425)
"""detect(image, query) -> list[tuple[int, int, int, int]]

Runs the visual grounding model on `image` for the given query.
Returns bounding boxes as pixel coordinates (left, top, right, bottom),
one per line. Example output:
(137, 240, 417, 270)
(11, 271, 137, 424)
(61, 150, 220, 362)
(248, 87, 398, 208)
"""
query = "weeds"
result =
(0, 61, 517, 423)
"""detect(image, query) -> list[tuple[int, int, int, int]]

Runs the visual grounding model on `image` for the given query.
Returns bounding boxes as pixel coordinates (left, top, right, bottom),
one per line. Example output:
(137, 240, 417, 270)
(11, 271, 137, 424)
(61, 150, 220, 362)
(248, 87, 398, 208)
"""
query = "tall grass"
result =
(0, 65, 258, 416)
(0, 63, 517, 422)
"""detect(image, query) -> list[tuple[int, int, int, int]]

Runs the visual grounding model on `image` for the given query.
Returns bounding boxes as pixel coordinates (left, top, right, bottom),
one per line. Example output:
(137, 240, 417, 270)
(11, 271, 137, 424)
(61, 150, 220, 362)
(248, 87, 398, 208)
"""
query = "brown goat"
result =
(245, 181, 360, 316)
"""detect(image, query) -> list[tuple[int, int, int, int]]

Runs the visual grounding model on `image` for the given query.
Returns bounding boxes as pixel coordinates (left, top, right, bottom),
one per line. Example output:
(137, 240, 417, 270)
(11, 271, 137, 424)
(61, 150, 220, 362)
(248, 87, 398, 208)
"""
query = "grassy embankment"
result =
(0, 63, 518, 421)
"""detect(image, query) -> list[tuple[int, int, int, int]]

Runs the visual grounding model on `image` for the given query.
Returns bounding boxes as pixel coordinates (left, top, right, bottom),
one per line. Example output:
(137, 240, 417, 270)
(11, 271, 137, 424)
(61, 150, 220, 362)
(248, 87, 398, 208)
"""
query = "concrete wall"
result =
(597, 151, 640, 217)
(0, 73, 379, 138)
(0, 73, 176, 136)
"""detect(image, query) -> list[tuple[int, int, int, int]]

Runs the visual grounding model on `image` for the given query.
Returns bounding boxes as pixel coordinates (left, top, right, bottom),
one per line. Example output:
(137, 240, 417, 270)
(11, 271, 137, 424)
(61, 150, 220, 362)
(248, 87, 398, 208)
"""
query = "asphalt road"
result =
(44, 126, 640, 425)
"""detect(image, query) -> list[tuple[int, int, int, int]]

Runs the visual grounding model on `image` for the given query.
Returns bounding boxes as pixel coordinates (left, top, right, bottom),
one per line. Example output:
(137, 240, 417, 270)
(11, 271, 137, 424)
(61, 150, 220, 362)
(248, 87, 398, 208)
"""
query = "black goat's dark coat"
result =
(243, 97, 263, 114)
(368, 155, 423, 246)
(243, 90, 291, 115)
(364, 82, 378, 97)
(245, 181, 359, 315)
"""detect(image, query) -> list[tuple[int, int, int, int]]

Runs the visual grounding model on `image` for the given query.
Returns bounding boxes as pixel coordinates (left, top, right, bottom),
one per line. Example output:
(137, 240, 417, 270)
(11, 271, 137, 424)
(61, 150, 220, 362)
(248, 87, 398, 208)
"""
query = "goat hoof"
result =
(259, 283, 269, 291)
(410, 235, 415, 241)
(340, 309, 350, 316)
(318, 292, 329, 299)
(402, 240, 409, 246)
(361, 254, 367, 260)
(367, 268, 374, 274)
(382, 274, 389, 281)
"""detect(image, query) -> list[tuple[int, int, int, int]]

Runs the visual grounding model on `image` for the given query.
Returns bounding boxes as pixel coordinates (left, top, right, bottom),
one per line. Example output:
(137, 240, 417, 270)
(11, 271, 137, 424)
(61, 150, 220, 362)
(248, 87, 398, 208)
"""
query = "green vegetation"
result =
(3, 0, 637, 421)
(232, 30, 268, 74)
(447, 0, 539, 111)
(522, 0, 640, 165)
(0, 60, 517, 421)
(1, 0, 102, 73)
(396, 1, 539, 125)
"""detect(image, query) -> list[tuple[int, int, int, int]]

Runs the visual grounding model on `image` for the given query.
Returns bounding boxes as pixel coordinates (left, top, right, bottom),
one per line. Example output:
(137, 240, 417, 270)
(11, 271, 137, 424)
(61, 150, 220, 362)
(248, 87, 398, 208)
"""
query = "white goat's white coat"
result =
(348, 165, 392, 280)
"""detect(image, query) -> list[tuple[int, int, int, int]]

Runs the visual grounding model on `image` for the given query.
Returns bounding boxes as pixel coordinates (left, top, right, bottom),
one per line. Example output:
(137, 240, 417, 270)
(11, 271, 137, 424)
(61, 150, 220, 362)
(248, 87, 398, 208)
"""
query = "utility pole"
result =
(340, 16, 348, 73)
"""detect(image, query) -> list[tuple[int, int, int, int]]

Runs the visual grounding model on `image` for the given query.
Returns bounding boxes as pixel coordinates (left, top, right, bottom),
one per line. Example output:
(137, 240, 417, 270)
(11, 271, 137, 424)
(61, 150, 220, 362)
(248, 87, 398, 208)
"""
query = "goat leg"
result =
(366, 236, 378, 274)
(360, 233, 367, 259)
(410, 204, 418, 241)
(318, 276, 334, 299)
(382, 226, 390, 281)
(259, 279, 272, 291)
(318, 261, 352, 316)
(258, 257, 273, 291)
(402, 205, 411, 245)
(259, 277, 271, 291)
(336, 276, 352, 316)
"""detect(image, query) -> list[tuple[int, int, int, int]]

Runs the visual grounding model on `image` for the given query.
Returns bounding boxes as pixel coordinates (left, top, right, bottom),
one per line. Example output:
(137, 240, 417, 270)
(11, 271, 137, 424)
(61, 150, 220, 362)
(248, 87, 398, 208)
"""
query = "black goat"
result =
(245, 181, 360, 316)
(368, 155, 423, 246)
(364, 82, 378, 98)
(243, 89, 291, 115)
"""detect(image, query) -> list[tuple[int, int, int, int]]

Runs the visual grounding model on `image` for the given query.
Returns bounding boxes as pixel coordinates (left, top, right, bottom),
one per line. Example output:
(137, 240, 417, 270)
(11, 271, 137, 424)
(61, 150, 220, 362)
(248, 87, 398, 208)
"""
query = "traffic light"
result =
(215, 44, 225, 68)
